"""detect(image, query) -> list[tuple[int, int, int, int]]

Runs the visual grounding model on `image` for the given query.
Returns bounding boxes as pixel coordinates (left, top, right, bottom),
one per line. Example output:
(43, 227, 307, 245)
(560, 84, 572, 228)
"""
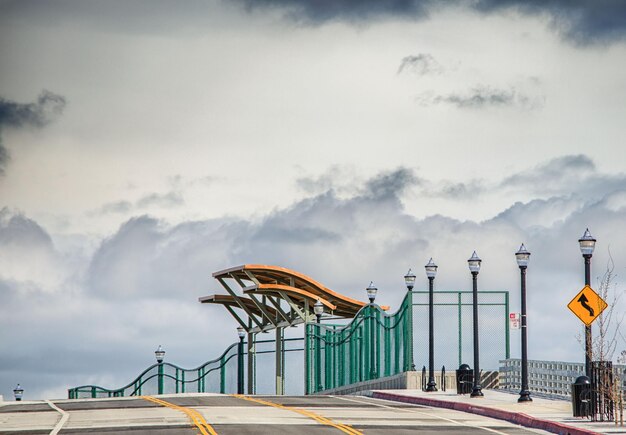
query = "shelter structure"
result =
(199, 264, 385, 394)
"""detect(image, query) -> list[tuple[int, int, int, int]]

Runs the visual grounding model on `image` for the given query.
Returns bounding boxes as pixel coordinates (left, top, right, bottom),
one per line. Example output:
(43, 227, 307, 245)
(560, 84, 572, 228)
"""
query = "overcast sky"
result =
(1, 0, 626, 400)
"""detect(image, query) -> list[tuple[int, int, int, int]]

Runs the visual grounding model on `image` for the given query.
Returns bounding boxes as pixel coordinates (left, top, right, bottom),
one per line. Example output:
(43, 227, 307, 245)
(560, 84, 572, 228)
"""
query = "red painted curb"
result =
(371, 391, 602, 435)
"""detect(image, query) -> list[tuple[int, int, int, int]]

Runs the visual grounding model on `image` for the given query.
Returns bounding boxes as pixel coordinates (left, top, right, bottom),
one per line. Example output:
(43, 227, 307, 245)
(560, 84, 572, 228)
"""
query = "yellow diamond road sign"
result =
(567, 285, 608, 326)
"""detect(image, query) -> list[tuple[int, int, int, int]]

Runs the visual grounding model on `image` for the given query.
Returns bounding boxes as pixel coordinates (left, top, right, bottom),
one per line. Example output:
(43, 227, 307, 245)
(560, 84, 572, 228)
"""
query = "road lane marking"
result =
(232, 394, 363, 435)
(333, 395, 543, 435)
(46, 400, 69, 435)
(141, 396, 217, 435)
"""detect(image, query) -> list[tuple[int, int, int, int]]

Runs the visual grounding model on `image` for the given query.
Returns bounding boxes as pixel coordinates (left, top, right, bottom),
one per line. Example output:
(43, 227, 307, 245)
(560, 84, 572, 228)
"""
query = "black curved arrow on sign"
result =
(578, 294, 595, 317)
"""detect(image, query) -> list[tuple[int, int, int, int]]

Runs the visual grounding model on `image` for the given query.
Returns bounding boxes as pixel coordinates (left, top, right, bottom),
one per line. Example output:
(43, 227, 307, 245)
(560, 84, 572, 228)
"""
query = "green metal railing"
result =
(68, 342, 240, 399)
(68, 338, 306, 399)
(410, 290, 509, 371)
(305, 294, 412, 394)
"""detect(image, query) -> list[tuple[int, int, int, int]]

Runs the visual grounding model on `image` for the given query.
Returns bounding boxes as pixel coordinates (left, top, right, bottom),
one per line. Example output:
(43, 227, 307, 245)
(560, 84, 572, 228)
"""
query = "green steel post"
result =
(176, 368, 179, 394)
(364, 311, 370, 380)
(359, 328, 364, 382)
(338, 330, 344, 388)
(326, 329, 332, 389)
(407, 293, 415, 371)
(458, 291, 462, 367)
(370, 306, 376, 379)
(384, 315, 391, 376)
(158, 363, 163, 395)
(182, 371, 185, 393)
(305, 323, 311, 394)
(349, 327, 355, 384)
(198, 367, 203, 393)
(505, 291, 510, 359)
(394, 315, 400, 374)
(91, 386, 96, 398)
(315, 325, 322, 392)
(375, 308, 381, 378)
(220, 355, 226, 394)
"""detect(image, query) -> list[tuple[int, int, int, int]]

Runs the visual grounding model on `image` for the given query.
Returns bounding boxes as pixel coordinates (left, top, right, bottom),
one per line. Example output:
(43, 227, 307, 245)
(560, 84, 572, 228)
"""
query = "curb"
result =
(371, 391, 602, 435)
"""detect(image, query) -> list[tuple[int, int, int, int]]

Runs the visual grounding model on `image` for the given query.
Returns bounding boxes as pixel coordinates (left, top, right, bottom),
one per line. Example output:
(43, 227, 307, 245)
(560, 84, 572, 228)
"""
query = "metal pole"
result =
(584, 254, 592, 377)
(316, 315, 322, 391)
(471, 271, 483, 397)
(247, 331, 255, 394)
(276, 327, 284, 395)
(158, 362, 163, 395)
(237, 336, 244, 394)
(427, 276, 437, 391)
(518, 265, 532, 402)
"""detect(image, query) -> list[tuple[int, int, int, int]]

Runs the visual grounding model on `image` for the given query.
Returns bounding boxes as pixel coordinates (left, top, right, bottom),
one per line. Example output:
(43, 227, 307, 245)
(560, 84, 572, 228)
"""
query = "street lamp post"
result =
(237, 326, 245, 394)
(515, 244, 532, 403)
(155, 345, 165, 395)
(404, 269, 416, 371)
(579, 228, 596, 377)
(13, 384, 23, 401)
(468, 251, 484, 398)
(366, 282, 378, 379)
(425, 258, 438, 392)
(313, 298, 324, 391)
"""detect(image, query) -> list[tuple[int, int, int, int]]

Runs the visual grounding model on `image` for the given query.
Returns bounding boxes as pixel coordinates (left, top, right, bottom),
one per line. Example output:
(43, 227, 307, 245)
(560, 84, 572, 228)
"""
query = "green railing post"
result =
(407, 293, 415, 371)
(369, 305, 376, 379)
(220, 355, 226, 394)
(315, 324, 322, 392)
(458, 291, 462, 367)
(305, 323, 311, 394)
(91, 386, 96, 398)
(505, 291, 510, 359)
(175, 368, 179, 394)
(182, 371, 185, 393)
(158, 363, 164, 395)
(384, 315, 391, 376)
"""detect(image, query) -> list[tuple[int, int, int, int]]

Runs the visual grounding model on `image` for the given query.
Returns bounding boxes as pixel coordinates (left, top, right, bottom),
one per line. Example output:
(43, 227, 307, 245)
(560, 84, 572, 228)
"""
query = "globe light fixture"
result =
(467, 251, 481, 273)
(13, 384, 24, 401)
(366, 282, 378, 304)
(313, 298, 324, 323)
(155, 345, 165, 363)
(404, 269, 416, 291)
(425, 258, 438, 278)
(578, 228, 596, 257)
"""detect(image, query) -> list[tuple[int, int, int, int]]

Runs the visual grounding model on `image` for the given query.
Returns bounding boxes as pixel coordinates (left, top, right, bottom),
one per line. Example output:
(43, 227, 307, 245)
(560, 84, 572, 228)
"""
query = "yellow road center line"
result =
(141, 396, 217, 435)
(232, 394, 362, 435)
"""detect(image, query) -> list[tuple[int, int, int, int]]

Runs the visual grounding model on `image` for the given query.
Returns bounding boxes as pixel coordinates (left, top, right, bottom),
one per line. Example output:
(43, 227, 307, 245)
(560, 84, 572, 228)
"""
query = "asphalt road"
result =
(0, 394, 552, 434)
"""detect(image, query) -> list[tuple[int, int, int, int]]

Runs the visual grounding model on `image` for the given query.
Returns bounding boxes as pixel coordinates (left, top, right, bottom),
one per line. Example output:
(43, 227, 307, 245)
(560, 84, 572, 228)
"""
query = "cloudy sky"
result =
(1, 0, 626, 400)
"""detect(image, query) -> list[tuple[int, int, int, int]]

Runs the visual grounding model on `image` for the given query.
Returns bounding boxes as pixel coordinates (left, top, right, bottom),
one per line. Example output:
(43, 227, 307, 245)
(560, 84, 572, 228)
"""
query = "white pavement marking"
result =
(45, 400, 69, 435)
(332, 395, 548, 435)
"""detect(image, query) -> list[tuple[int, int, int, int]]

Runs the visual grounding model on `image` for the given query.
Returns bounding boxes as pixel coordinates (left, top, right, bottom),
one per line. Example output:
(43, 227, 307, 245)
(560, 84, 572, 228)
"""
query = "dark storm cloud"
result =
(239, 0, 626, 44)
(239, 0, 434, 23)
(397, 54, 443, 76)
(473, 0, 626, 45)
(0, 90, 67, 174)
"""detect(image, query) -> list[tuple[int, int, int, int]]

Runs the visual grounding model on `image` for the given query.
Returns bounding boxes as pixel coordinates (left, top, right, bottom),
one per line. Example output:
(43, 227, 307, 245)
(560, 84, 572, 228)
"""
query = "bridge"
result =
(67, 264, 509, 399)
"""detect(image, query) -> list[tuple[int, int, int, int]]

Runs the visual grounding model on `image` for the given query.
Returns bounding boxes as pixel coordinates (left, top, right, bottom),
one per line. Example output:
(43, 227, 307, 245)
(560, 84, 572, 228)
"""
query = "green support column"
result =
(305, 323, 311, 394)
(182, 371, 185, 393)
(384, 315, 391, 376)
(220, 355, 226, 394)
(458, 292, 462, 367)
(505, 291, 510, 359)
(315, 324, 322, 392)
(158, 363, 164, 395)
(325, 328, 331, 390)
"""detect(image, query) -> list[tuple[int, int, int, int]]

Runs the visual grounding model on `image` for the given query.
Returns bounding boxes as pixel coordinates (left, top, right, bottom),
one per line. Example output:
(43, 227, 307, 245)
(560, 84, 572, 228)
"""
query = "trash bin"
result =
(571, 375, 592, 417)
(456, 364, 473, 395)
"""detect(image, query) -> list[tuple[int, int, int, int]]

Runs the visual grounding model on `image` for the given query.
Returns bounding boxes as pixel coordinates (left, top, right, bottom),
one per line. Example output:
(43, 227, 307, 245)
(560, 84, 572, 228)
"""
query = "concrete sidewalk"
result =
(370, 389, 626, 435)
